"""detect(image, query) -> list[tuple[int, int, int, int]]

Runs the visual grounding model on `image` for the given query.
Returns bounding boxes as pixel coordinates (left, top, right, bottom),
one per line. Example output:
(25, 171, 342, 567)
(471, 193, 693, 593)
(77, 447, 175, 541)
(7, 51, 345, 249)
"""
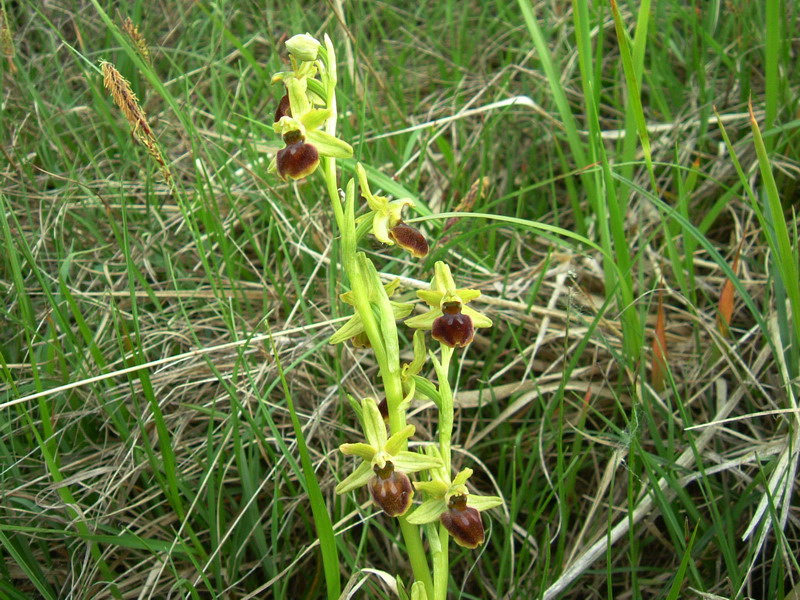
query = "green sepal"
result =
(335, 461, 373, 494)
(328, 301, 414, 345)
(391, 450, 442, 474)
(301, 108, 332, 131)
(406, 498, 447, 525)
(327, 314, 364, 345)
(410, 581, 428, 600)
(417, 289, 443, 307)
(285, 76, 310, 117)
(432, 262, 456, 292)
(463, 305, 492, 328)
(339, 442, 376, 460)
(362, 397, 386, 448)
(467, 494, 504, 512)
(305, 128, 353, 158)
(404, 309, 441, 330)
(414, 480, 448, 498)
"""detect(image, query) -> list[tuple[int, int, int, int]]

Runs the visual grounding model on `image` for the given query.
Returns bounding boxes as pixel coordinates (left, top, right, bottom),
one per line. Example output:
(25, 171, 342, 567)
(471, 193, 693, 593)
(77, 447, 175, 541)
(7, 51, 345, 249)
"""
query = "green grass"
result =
(1, 0, 799, 598)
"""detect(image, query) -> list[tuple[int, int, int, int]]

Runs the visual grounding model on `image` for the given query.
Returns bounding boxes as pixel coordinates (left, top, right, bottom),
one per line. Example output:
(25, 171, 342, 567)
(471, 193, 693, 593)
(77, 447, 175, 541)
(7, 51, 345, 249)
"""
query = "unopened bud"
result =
(286, 34, 321, 62)
(274, 94, 291, 123)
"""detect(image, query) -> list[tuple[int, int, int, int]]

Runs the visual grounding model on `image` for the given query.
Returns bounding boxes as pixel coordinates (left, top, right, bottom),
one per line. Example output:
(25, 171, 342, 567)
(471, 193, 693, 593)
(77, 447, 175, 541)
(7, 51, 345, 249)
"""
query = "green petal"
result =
(405, 498, 447, 525)
(404, 309, 442, 330)
(339, 442, 376, 461)
(328, 314, 364, 344)
(305, 129, 353, 159)
(335, 461, 373, 494)
(392, 450, 442, 474)
(462, 305, 492, 329)
(467, 494, 504, 512)
(453, 468, 474, 486)
(385, 425, 416, 455)
(362, 397, 387, 448)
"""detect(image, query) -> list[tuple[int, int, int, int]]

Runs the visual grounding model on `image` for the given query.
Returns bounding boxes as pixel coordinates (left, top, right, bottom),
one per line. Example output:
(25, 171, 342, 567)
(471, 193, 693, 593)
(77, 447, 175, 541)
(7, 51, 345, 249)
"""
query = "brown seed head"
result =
(432, 302, 474, 347)
(101, 60, 172, 186)
(369, 462, 413, 517)
(1, 8, 14, 60)
(441, 494, 484, 548)
(121, 17, 151, 65)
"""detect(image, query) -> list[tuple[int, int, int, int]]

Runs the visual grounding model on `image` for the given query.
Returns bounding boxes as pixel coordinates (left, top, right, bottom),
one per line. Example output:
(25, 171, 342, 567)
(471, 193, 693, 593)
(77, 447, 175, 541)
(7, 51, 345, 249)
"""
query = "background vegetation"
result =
(1, 0, 799, 598)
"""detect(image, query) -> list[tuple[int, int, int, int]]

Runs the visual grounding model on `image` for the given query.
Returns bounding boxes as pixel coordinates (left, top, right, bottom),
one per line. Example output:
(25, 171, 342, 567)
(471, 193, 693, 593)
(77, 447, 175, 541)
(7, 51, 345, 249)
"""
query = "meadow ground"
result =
(1, 1, 799, 598)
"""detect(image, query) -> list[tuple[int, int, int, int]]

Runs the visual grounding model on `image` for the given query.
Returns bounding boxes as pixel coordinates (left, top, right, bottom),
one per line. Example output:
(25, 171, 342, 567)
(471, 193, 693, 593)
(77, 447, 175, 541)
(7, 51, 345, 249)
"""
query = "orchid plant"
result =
(270, 33, 503, 600)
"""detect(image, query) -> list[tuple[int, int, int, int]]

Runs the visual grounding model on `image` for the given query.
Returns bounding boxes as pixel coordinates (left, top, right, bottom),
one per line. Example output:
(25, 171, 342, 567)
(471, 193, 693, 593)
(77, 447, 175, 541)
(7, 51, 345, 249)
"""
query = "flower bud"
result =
(440, 494, 484, 549)
(276, 140, 319, 180)
(431, 301, 474, 347)
(350, 331, 372, 349)
(377, 397, 389, 420)
(274, 94, 291, 123)
(285, 34, 321, 62)
(369, 462, 413, 517)
(389, 222, 429, 258)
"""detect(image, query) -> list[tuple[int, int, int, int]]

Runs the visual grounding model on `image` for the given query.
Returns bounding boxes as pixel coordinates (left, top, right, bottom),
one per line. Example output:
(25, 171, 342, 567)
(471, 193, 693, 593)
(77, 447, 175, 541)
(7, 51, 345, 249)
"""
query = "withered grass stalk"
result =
(100, 60, 171, 186)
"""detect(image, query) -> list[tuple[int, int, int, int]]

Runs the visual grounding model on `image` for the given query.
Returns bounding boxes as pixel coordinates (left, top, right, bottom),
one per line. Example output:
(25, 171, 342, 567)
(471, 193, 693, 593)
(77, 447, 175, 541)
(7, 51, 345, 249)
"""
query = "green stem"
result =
(322, 127, 433, 600)
(437, 346, 454, 471)
(433, 345, 454, 600)
(434, 522, 450, 600)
